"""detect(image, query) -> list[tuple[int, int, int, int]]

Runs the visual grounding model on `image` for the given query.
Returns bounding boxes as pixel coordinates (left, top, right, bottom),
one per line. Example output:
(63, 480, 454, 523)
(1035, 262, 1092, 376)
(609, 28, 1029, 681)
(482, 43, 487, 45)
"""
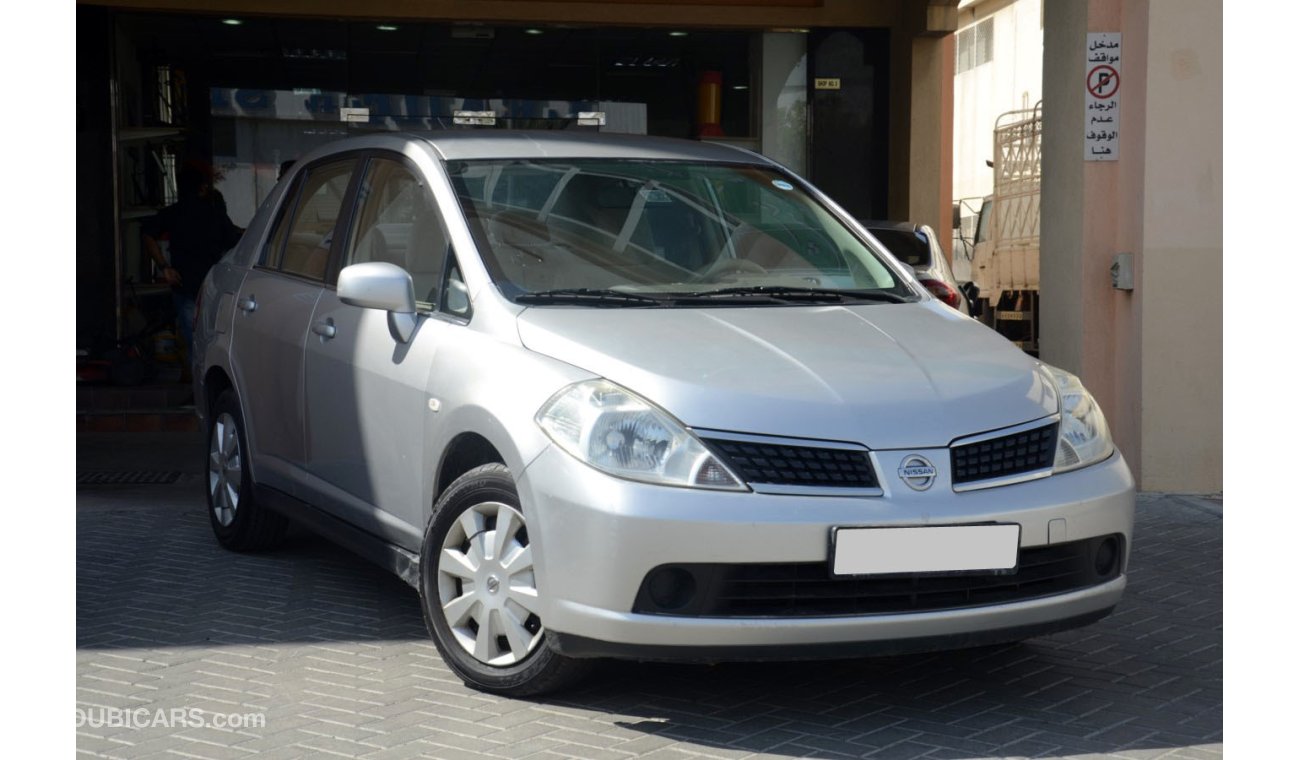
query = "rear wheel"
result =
(420, 463, 592, 696)
(207, 390, 288, 551)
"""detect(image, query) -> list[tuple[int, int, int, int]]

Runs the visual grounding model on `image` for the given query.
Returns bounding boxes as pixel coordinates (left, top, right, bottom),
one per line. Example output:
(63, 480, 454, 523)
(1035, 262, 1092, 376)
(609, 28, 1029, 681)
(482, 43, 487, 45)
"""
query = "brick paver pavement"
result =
(77, 436, 1221, 760)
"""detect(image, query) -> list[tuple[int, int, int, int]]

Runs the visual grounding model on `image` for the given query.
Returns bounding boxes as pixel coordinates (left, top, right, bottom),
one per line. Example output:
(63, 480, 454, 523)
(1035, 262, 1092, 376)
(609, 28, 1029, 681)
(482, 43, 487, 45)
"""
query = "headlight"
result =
(1044, 365, 1115, 473)
(536, 379, 746, 490)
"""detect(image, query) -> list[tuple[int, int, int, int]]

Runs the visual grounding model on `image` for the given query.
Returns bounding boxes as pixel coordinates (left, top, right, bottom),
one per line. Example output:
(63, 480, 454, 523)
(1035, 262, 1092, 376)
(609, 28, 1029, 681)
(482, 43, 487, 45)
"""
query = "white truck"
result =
(971, 102, 1042, 355)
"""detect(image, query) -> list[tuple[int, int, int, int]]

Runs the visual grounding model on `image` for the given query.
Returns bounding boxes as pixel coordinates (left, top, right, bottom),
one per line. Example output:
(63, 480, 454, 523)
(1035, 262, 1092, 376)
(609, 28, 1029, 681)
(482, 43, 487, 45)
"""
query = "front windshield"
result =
(446, 158, 916, 306)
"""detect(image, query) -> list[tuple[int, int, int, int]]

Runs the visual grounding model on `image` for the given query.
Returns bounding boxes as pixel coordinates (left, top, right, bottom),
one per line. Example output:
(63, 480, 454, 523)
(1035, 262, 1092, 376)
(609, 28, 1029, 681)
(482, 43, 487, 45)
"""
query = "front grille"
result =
(701, 438, 878, 489)
(633, 534, 1122, 617)
(950, 422, 1058, 485)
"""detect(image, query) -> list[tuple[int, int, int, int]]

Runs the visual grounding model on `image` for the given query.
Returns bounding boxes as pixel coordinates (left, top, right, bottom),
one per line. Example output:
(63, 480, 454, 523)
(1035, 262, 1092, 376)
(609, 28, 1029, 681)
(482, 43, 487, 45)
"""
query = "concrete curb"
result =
(1140, 491, 1224, 518)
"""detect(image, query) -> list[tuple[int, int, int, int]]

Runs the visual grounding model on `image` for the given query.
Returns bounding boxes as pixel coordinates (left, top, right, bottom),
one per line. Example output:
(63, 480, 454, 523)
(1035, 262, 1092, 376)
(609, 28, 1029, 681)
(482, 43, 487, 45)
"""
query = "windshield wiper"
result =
(679, 285, 908, 304)
(514, 288, 668, 307)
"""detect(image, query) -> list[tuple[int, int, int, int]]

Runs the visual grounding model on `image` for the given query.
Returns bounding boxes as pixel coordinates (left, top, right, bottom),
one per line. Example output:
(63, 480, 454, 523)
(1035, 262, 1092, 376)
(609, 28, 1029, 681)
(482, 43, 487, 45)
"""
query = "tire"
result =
(206, 389, 288, 552)
(420, 463, 593, 696)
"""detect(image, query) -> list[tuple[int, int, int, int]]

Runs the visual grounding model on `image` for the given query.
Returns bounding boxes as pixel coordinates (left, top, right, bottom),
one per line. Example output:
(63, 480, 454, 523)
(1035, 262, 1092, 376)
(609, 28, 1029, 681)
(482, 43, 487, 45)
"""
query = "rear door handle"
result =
(237, 296, 257, 313)
(311, 319, 336, 339)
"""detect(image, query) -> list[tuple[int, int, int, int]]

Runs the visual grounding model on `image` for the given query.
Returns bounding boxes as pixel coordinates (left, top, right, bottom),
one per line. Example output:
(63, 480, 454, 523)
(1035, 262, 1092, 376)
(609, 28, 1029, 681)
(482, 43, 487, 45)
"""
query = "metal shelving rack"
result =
(109, 53, 187, 340)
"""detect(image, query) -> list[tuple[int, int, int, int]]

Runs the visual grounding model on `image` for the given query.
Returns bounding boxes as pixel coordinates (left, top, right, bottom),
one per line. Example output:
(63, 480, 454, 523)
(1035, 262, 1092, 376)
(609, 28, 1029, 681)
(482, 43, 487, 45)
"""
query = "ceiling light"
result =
(669, 31, 688, 37)
(732, 85, 749, 90)
(221, 18, 243, 26)
(376, 25, 399, 32)
(524, 28, 544, 35)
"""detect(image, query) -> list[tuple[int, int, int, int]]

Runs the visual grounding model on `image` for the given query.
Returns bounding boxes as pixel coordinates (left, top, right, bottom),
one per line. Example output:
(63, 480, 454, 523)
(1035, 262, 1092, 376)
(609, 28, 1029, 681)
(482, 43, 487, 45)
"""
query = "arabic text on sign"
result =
(1084, 32, 1121, 162)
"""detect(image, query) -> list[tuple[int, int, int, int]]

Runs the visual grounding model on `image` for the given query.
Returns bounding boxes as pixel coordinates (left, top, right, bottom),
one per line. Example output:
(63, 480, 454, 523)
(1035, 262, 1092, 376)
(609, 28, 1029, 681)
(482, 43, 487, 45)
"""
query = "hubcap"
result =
(436, 501, 543, 667)
(208, 412, 242, 527)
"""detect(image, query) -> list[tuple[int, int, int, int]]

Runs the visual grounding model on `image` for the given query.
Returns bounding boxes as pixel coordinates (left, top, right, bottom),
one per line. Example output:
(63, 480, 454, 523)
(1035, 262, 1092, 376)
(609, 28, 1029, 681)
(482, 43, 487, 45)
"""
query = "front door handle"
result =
(311, 319, 336, 339)
(237, 296, 257, 313)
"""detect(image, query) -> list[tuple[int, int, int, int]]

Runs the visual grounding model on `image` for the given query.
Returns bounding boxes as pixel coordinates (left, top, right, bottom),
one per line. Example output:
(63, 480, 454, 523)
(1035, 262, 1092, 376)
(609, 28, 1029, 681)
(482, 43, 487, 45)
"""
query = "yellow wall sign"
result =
(814, 78, 841, 90)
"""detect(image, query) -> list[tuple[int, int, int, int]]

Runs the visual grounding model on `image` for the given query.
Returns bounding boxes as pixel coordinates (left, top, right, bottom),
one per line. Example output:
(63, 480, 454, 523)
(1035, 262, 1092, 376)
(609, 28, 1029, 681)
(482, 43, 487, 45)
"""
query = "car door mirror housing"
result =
(338, 262, 418, 342)
(339, 262, 417, 313)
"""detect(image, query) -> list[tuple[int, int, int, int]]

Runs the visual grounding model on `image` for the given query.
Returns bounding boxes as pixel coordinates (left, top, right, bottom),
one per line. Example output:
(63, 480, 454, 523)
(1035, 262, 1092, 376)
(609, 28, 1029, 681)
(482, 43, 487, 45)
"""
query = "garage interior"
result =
(79, 10, 759, 424)
(78, 4, 905, 434)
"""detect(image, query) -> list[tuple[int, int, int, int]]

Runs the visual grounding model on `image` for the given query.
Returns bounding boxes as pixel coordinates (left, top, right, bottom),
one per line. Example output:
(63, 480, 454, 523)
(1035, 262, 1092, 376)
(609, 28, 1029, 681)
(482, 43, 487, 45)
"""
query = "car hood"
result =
(516, 302, 1057, 449)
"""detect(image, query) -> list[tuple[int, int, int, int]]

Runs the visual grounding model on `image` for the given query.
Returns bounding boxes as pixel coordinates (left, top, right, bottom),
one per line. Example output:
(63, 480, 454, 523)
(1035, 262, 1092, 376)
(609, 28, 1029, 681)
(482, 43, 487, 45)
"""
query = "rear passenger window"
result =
(280, 160, 356, 280)
(347, 158, 449, 309)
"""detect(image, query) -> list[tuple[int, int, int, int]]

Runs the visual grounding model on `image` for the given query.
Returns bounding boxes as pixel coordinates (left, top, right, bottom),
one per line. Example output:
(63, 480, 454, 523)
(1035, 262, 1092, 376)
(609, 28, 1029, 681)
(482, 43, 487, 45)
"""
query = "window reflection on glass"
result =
(348, 159, 450, 308)
(761, 33, 807, 178)
(447, 159, 907, 301)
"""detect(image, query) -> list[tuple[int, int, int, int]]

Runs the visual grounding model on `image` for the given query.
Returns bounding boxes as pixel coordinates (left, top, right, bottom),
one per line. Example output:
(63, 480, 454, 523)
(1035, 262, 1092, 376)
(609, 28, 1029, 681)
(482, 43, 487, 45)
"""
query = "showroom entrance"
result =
(77, 1, 957, 429)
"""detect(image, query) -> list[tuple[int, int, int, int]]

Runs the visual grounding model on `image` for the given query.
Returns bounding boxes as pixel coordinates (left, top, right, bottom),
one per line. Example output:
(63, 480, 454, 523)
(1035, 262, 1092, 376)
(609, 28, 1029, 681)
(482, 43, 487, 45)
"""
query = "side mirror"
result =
(338, 262, 418, 342)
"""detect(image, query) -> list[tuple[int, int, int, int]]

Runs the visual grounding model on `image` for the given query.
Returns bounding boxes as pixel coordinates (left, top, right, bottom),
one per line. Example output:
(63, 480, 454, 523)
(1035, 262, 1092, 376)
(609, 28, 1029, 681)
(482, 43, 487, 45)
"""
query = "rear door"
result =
(298, 153, 467, 551)
(231, 157, 360, 495)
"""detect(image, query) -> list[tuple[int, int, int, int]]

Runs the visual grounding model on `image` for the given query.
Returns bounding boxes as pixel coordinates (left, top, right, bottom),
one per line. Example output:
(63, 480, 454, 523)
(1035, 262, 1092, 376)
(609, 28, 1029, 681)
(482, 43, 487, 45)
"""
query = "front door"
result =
(300, 155, 462, 551)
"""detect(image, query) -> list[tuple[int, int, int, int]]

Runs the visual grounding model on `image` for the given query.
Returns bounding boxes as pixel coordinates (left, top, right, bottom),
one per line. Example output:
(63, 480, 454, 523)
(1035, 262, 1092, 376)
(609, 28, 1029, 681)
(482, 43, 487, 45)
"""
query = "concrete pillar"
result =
(1134, 0, 1221, 491)
(1041, 0, 1122, 445)
(909, 34, 956, 257)
(1041, 0, 1221, 492)
(893, 0, 957, 256)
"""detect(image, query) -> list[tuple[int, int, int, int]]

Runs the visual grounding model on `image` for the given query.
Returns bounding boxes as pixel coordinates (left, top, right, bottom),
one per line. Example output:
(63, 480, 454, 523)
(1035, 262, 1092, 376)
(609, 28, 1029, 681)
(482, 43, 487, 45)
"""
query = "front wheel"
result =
(420, 463, 592, 696)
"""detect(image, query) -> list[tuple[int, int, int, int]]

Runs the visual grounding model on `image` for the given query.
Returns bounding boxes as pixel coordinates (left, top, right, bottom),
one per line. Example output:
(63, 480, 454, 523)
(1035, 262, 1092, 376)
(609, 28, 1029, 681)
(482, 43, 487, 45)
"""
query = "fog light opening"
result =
(1094, 536, 1120, 577)
(647, 567, 697, 610)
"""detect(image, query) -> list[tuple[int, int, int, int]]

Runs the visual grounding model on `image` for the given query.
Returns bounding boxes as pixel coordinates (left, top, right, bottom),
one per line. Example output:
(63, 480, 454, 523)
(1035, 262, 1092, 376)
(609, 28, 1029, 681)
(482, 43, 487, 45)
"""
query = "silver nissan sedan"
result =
(194, 131, 1134, 696)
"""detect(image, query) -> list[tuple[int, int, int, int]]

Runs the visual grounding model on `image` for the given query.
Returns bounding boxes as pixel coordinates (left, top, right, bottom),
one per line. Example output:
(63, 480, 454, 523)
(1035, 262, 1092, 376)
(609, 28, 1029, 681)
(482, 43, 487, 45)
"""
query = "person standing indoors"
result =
(142, 160, 243, 361)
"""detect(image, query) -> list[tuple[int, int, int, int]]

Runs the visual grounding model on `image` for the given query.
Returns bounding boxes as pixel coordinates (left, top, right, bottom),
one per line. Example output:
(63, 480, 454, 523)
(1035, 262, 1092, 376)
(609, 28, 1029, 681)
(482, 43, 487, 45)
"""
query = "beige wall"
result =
(1042, 0, 1221, 493)
(1041, 0, 1099, 395)
(905, 29, 957, 254)
(1137, 0, 1222, 491)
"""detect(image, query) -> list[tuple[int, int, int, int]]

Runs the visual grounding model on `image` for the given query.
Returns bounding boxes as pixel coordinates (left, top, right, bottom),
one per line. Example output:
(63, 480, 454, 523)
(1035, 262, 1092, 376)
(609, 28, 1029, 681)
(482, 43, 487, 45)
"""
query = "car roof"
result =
(413, 130, 769, 163)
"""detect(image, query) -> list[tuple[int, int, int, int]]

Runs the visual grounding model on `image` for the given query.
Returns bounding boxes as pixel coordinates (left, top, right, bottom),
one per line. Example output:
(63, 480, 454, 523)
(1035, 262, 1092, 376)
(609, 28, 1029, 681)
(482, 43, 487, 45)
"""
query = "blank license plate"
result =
(832, 525, 1021, 576)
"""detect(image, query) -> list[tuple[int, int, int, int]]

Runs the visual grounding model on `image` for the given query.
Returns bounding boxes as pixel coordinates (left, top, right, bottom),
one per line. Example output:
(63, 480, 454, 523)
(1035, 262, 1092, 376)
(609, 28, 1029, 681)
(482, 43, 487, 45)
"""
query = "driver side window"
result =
(347, 158, 450, 309)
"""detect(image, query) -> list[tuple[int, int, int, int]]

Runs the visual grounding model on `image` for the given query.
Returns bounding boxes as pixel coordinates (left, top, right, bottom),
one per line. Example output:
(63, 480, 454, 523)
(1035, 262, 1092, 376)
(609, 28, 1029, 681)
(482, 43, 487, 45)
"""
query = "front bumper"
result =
(516, 444, 1135, 657)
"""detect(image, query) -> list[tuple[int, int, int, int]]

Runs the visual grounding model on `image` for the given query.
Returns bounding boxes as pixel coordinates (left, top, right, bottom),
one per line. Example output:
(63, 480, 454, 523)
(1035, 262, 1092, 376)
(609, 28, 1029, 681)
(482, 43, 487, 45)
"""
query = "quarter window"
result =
(262, 192, 293, 269)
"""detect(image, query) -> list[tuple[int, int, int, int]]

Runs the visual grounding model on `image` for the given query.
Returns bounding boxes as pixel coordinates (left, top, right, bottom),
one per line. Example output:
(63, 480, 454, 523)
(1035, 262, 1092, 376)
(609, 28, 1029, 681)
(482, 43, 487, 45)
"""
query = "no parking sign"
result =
(1085, 33, 1121, 161)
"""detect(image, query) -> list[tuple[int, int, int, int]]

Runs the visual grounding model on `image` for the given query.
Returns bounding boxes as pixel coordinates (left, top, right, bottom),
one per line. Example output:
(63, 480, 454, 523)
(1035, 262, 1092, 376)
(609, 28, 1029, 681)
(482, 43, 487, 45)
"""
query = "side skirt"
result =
(254, 484, 421, 589)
